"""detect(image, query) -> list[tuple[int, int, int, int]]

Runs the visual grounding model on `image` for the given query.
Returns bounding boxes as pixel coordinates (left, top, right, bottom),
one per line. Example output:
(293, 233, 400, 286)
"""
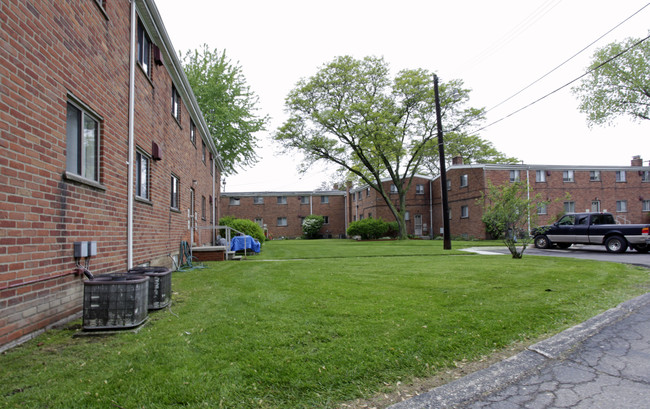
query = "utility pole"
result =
(434, 74, 451, 250)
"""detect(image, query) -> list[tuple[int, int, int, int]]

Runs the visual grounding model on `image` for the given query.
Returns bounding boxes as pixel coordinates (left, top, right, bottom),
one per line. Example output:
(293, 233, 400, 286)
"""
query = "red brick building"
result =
(434, 156, 650, 239)
(1, 0, 222, 350)
(221, 157, 650, 240)
(221, 191, 347, 239)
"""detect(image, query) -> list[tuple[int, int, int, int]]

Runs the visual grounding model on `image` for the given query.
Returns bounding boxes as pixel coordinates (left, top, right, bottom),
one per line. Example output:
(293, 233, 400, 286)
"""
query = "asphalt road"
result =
(470, 244, 650, 268)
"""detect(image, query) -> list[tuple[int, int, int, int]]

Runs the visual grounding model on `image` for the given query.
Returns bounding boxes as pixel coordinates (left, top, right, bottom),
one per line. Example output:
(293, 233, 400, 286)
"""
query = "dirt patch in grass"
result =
(338, 338, 539, 409)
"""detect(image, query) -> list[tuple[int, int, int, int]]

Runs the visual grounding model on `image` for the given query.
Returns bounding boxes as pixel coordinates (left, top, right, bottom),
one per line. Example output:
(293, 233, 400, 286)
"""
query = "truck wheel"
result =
(605, 235, 627, 253)
(534, 235, 551, 249)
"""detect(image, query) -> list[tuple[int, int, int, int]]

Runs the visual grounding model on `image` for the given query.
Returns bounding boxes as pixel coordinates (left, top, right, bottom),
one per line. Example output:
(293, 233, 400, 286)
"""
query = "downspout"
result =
(127, 0, 136, 269)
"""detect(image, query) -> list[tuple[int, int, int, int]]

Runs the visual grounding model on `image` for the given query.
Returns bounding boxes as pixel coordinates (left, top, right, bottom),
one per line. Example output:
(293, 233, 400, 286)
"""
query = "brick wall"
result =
(221, 192, 347, 239)
(0, 0, 219, 350)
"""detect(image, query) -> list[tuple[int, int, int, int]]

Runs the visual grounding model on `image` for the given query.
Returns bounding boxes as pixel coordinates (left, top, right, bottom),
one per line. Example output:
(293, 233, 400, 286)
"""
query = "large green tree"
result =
(572, 35, 650, 126)
(275, 55, 485, 239)
(182, 45, 269, 175)
(422, 132, 519, 177)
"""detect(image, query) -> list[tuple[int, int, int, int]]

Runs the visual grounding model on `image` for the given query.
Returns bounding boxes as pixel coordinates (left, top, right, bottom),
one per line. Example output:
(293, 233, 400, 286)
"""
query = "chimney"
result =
(631, 155, 643, 167)
(452, 156, 464, 166)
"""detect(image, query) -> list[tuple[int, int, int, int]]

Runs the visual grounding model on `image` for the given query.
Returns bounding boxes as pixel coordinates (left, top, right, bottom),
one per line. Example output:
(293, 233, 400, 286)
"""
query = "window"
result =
(390, 184, 398, 194)
(405, 211, 410, 221)
(66, 101, 100, 182)
(137, 20, 151, 76)
(135, 150, 149, 200)
(536, 170, 546, 183)
(366, 187, 370, 197)
(564, 201, 575, 213)
(510, 170, 520, 182)
(616, 171, 626, 182)
(416, 184, 424, 194)
(643, 200, 650, 212)
(201, 196, 206, 220)
(301, 196, 310, 205)
(357, 191, 362, 200)
(590, 170, 601, 181)
(461, 205, 469, 218)
(229, 197, 240, 205)
(642, 171, 650, 182)
(277, 196, 287, 204)
(591, 201, 601, 212)
(254, 218, 264, 227)
(563, 170, 574, 182)
(320, 196, 329, 204)
(447, 180, 451, 191)
(537, 203, 547, 215)
(202, 140, 206, 164)
(616, 200, 627, 213)
(253, 196, 264, 204)
(170, 174, 180, 210)
(190, 120, 196, 145)
(277, 217, 287, 226)
(171, 84, 181, 122)
(323, 216, 329, 224)
(460, 175, 468, 187)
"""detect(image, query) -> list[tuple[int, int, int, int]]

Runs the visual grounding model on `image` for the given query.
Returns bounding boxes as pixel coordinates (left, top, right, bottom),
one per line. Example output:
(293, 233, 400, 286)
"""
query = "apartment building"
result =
(1, 0, 222, 350)
(221, 191, 347, 239)
(435, 156, 650, 239)
(221, 157, 650, 241)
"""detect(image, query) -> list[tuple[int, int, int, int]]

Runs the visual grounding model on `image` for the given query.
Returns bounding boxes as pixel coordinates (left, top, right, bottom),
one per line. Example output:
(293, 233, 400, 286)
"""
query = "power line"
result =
(485, 2, 650, 114)
(472, 33, 650, 134)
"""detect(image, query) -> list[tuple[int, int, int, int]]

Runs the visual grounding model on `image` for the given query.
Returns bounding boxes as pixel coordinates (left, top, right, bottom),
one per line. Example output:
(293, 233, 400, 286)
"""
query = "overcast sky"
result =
(154, 0, 650, 192)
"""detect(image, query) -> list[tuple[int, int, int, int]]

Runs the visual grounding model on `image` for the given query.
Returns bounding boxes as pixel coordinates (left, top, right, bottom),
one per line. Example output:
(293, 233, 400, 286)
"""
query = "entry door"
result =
(414, 215, 423, 236)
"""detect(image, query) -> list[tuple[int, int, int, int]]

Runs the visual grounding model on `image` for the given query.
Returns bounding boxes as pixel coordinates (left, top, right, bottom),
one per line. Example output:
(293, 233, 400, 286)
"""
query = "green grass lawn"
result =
(2, 240, 649, 408)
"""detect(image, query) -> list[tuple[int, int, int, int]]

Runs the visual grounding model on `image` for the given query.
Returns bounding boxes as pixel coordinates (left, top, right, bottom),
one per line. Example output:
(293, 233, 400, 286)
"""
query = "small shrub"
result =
(219, 216, 265, 243)
(347, 218, 390, 240)
(302, 215, 325, 239)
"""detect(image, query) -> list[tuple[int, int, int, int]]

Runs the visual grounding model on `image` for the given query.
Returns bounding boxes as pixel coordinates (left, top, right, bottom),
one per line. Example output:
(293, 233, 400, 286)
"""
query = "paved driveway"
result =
(465, 244, 650, 268)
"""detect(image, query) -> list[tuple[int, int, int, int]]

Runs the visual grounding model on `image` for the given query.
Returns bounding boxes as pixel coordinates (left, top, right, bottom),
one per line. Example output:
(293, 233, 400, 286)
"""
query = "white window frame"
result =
(66, 100, 101, 183)
(321, 196, 329, 204)
(460, 174, 468, 187)
(642, 200, 650, 212)
(277, 217, 288, 226)
(616, 200, 627, 213)
(537, 203, 547, 215)
(253, 196, 264, 205)
(390, 184, 398, 194)
(460, 205, 469, 219)
(135, 150, 150, 200)
(300, 196, 310, 205)
(137, 19, 151, 77)
(616, 171, 626, 182)
(277, 196, 287, 204)
(416, 184, 424, 194)
(564, 201, 575, 213)
(563, 170, 574, 182)
(590, 170, 601, 181)
(229, 197, 240, 206)
(536, 170, 546, 183)
(170, 174, 180, 210)
(171, 84, 181, 122)
(510, 170, 521, 182)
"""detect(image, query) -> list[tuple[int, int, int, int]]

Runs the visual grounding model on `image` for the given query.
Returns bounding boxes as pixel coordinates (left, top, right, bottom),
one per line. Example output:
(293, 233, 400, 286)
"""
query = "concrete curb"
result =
(388, 292, 650, 409)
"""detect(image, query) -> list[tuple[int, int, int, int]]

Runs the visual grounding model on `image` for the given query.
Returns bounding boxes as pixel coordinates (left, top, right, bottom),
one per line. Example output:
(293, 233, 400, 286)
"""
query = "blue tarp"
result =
(230, 235, 261, 253)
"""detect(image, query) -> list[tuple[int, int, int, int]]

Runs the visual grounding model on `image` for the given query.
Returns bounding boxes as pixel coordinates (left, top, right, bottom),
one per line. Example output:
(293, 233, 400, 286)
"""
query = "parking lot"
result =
(467, 244, 650, 268)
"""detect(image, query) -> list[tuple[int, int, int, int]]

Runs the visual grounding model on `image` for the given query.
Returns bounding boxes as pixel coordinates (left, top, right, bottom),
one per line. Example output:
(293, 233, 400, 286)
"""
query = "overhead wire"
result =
(472, 32, 650, 134)
(485, 2, 650, 114)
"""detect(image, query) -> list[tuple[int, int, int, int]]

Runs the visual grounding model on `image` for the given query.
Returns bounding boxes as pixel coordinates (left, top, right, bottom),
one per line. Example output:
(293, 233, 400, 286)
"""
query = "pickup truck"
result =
(532, 212, 650, 253)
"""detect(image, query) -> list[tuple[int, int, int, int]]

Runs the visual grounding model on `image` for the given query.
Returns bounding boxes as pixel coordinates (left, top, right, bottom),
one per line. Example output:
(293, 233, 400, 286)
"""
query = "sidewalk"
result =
(388, 292, 650, 409)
